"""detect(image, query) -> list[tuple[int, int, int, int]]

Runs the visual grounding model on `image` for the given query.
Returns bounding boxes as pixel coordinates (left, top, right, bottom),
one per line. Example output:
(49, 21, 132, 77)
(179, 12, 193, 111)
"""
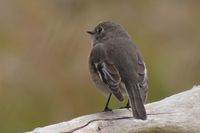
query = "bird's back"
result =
(104, 38, 148, 103)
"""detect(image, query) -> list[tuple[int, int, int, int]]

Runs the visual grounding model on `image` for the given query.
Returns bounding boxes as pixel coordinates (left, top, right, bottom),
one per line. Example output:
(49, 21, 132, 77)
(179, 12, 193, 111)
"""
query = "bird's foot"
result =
(120, 101, 130, 109)
(103, 107, 112, 112)
(120, 105, 131, 109)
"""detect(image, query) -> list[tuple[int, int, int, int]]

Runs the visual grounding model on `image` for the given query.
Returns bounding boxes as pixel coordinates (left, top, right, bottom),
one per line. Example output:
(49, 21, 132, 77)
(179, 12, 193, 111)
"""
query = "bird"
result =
(87, 21, 148, 120)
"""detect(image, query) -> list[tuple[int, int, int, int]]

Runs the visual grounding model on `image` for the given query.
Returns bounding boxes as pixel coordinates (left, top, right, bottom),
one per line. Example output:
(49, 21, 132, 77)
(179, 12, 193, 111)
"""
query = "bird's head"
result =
(87, 21, 129, 45)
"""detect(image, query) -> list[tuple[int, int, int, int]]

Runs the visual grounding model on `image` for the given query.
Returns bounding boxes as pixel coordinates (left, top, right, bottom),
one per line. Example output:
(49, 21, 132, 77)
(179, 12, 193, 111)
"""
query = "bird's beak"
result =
(87, 30, 95, 35)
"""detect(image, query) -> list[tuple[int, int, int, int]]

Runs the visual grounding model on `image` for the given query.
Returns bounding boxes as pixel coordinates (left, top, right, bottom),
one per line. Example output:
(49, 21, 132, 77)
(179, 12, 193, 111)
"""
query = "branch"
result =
(26, 85, 200, 133)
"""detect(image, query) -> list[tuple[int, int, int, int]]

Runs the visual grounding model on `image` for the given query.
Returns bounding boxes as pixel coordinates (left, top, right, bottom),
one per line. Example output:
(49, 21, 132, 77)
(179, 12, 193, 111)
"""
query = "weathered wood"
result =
(27, 85, 200, 133)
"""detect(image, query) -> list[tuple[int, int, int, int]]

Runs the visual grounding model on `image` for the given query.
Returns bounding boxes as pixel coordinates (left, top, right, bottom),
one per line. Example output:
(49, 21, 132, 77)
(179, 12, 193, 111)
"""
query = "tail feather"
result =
(126, 82, 147, 120)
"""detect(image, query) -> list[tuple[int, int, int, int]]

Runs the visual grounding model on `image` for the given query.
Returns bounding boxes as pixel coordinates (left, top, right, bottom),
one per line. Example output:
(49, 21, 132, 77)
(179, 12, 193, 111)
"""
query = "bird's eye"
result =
(96, 26, 104, 34)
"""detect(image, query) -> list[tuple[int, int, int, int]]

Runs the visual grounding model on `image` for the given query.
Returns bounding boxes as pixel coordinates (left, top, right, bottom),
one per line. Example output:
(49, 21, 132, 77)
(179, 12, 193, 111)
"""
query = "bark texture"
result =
(27, 85, 200, 133)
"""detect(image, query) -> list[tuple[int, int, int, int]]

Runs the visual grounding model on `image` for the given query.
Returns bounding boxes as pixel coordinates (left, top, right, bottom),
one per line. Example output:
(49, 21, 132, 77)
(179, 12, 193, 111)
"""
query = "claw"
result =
(103, 107, 112, 112)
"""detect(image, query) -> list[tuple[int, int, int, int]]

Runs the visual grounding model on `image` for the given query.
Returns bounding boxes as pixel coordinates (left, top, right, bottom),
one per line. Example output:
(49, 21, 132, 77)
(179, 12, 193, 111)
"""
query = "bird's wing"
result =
(94, 61, 124, 101)
(137, 54, 148, 103)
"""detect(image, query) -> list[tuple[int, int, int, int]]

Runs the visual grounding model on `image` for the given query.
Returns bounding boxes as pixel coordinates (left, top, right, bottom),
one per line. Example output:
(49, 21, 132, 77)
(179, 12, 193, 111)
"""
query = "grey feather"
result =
(88, 21, 148, 120)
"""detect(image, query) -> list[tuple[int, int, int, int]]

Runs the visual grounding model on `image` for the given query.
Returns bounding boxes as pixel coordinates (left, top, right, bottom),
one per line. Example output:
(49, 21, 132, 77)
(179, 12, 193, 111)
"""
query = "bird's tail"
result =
(126, 82, 147, 120)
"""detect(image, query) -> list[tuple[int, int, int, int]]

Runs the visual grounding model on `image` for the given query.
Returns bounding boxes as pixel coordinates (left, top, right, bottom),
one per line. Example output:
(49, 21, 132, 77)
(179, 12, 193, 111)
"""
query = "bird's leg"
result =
(103, 93, 112, 111)
(120, 100, 131, 109)
(125, 100, 131, 108)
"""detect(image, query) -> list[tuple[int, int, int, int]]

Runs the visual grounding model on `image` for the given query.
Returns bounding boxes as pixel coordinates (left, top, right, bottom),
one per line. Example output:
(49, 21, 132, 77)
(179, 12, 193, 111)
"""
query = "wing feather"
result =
(95, 61, 124, 101)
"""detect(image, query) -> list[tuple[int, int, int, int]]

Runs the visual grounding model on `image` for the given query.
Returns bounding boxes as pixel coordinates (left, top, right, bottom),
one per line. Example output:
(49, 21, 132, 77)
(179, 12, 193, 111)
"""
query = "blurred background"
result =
(0, 0, 199, 132)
